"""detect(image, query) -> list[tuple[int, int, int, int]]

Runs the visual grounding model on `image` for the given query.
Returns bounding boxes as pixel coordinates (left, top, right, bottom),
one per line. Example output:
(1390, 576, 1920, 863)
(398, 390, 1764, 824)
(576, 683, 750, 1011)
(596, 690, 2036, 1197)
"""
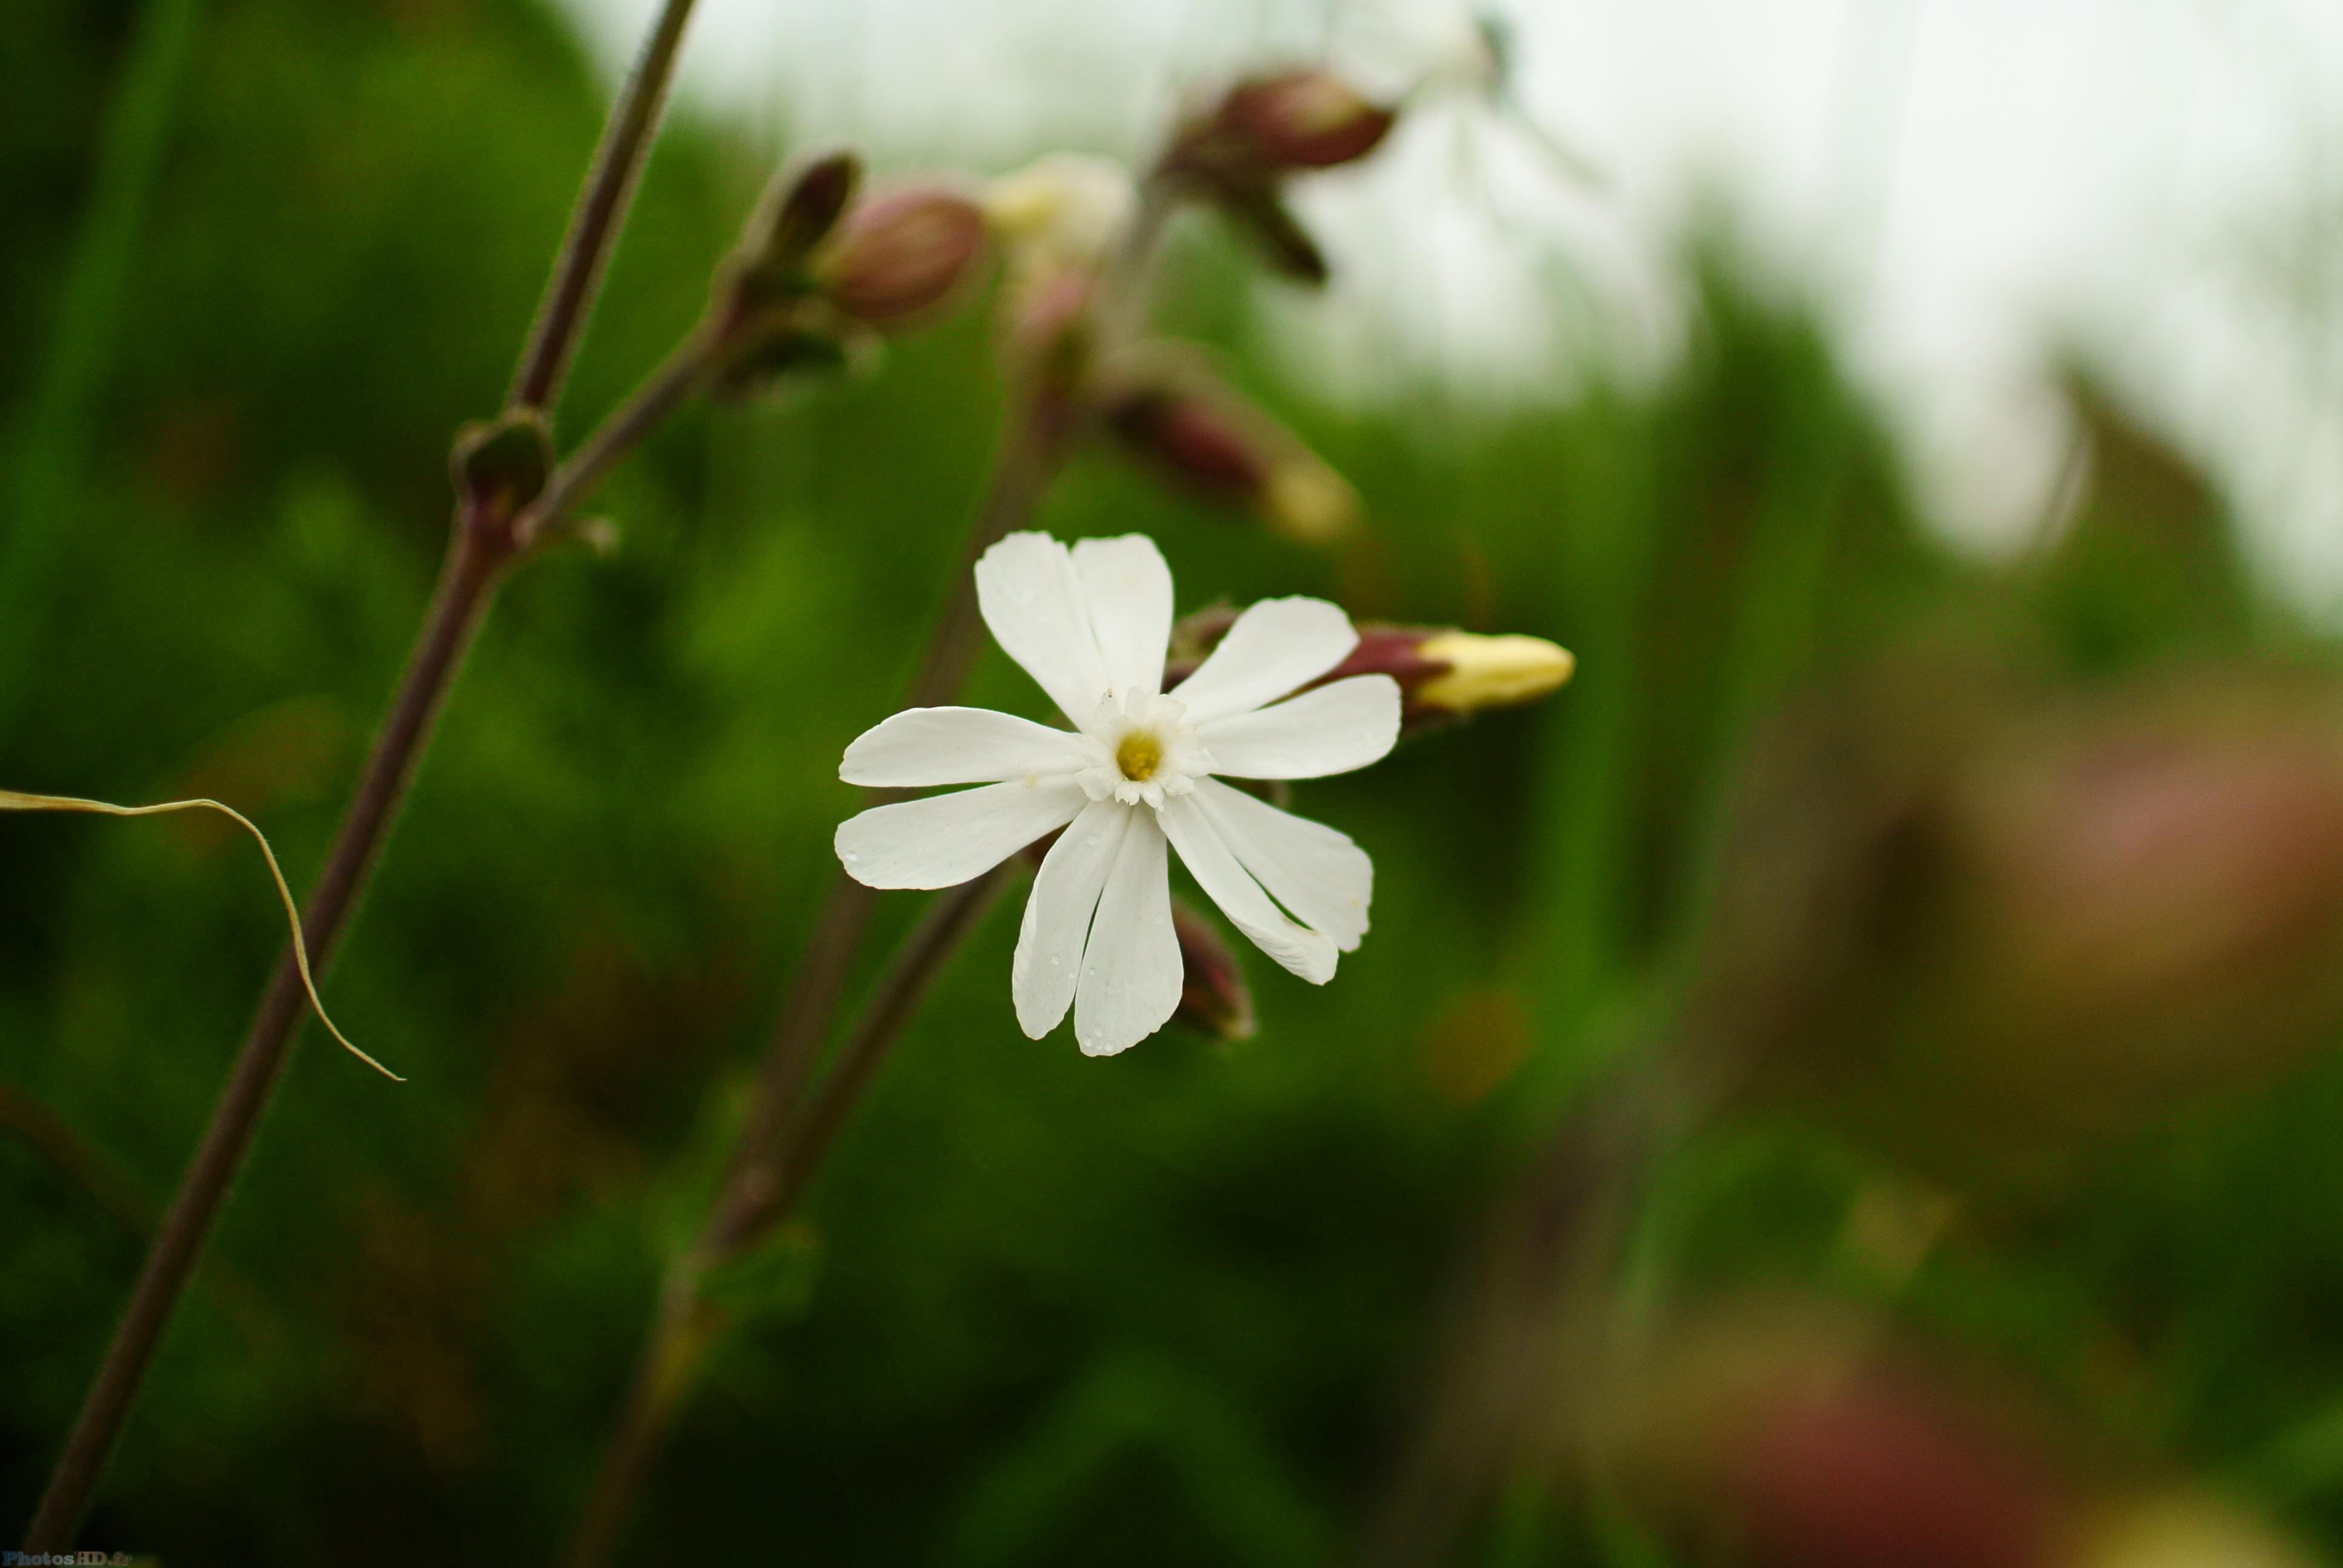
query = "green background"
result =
(6, 2, 2343, 1563)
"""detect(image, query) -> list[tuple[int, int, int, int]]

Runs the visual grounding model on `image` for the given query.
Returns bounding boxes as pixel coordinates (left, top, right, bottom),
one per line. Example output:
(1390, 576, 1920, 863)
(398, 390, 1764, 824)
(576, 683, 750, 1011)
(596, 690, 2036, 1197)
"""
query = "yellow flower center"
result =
(1115, 731, 1163, 782)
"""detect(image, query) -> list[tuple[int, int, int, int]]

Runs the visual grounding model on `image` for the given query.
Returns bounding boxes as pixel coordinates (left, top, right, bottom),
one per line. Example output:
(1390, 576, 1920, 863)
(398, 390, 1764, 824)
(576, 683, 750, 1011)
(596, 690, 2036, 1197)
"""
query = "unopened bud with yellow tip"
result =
(1413, 632, 1576, 716)
(1259, 459, 1357, 544)
(1163, 615, 1574, 736)
(1101, 362, 1358, 544)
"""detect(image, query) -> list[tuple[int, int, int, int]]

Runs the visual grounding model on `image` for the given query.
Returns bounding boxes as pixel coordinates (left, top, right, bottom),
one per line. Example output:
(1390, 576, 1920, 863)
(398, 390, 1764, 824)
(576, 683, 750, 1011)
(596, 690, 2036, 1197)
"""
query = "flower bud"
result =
(1381, 629, 1576, 724)
(1162, 618, 1573, 734)
(1172, 70, 1397, 183)
(1103, 373, 1358, 544)
(751, 151, 861, 276)
(814, 186, 991, 331)
(1172, 900, 1255, 1040)
(1158, 71, 1394, 287)
(718, 154, 863, 329)
(982, 152, 1136, 281)
(450, 409, 552, 521)
(1216, 70, 1398, 171)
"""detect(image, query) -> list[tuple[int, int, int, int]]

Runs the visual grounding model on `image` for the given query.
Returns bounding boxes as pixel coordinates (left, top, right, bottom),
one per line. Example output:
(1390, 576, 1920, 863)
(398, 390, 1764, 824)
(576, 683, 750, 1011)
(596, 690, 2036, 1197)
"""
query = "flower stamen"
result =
(1116, 731, 1164, 782)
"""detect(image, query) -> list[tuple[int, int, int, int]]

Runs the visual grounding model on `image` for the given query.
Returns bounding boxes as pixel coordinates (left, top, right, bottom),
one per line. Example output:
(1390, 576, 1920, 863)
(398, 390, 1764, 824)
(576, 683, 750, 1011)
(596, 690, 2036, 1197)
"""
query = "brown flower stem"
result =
(564, 866, 1015, 1568)
(704, 384, 1083, 1262)
(520, 321, 719, 545)
(22, 519, 512, 1552)
(21, 0, 706, 1548)
(568, 175, 1181, 1563)
(510, 0, 701, 414)
(563, 401, 1078, 1568)
(764, 861, 1018, 1224)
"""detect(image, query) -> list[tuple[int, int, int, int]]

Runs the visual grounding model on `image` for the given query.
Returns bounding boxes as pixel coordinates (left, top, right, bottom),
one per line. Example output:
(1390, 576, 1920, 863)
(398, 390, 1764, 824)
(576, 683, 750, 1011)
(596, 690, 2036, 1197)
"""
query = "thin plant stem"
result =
(21, 0, 704, 1545)
(560, 406, 1075, 1568)
(767, 863, 1018, 1220)
(510, 0, 701, 414)
(568, 179, 1178, 1563)
(0, 0, 206, 741)
(563, 865, 1015, 1568)
(521, 321, 718, 546)
(22, 520, 510, 1552)
(707, 381, 1083, 1264)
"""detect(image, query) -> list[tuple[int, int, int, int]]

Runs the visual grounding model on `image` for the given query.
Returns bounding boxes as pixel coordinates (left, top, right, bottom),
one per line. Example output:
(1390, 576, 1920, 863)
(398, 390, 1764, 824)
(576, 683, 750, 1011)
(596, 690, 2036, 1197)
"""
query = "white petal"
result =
(1195, 675, 1401, 780)
(841, 706, 1096, 787)
(1072, 535, 1173, 704)
(836, 778, 1085, 889)
(1168, 596, 1357, 726)
(1193, 778, 1372, 950)
(1011, 800, 1130, 1038)
(975, 532, 1111, 729)
(1073, 808, 1182, 1055)
(1158, 793, 1339, 984)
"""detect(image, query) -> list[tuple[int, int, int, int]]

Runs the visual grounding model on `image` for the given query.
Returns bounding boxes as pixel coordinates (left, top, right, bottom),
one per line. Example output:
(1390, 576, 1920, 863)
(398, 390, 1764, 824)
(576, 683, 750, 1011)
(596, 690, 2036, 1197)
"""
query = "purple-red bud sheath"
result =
(816, 187, 991, 330)
(1217, 70, 1398, 171)
(1173, 901, 1256, 1040)
(756, 152, 860, 272)
(1104, 377, 1358, 543)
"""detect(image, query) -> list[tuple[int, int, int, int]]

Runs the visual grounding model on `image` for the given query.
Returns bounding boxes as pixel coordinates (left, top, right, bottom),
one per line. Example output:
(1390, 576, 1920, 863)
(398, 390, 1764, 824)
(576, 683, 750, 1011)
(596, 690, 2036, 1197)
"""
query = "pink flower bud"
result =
(1103, 376, 1357, 543)
(1110, 387, 1265, 499)
(816, 187, 991, 331)
(1217, 70, 1398, 171)
(1173, 901, 1254, 1040)
(1158, 70, 1397, 285)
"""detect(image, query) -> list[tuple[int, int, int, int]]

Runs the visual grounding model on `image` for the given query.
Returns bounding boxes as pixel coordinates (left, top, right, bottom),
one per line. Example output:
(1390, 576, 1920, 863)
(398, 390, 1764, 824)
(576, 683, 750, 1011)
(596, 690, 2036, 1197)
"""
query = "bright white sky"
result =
(559, 0, 2343, 615)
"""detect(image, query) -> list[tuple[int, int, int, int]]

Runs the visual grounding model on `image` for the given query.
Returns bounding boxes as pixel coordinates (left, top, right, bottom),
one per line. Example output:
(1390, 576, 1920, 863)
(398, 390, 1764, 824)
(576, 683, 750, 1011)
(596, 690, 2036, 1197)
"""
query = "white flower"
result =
(980, 152, 1138, 281)
(834, 531, 1401, 1057)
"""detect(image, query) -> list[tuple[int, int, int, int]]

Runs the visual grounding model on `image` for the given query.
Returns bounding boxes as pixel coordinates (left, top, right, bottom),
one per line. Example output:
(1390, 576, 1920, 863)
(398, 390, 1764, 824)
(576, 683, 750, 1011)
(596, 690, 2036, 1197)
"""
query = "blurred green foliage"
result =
(7, 2, 2343, 1565)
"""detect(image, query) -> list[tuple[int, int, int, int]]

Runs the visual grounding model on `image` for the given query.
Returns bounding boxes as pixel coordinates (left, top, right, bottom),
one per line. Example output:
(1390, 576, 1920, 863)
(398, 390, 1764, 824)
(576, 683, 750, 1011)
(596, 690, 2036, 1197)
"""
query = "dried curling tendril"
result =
(0, 789, 400, 1082)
